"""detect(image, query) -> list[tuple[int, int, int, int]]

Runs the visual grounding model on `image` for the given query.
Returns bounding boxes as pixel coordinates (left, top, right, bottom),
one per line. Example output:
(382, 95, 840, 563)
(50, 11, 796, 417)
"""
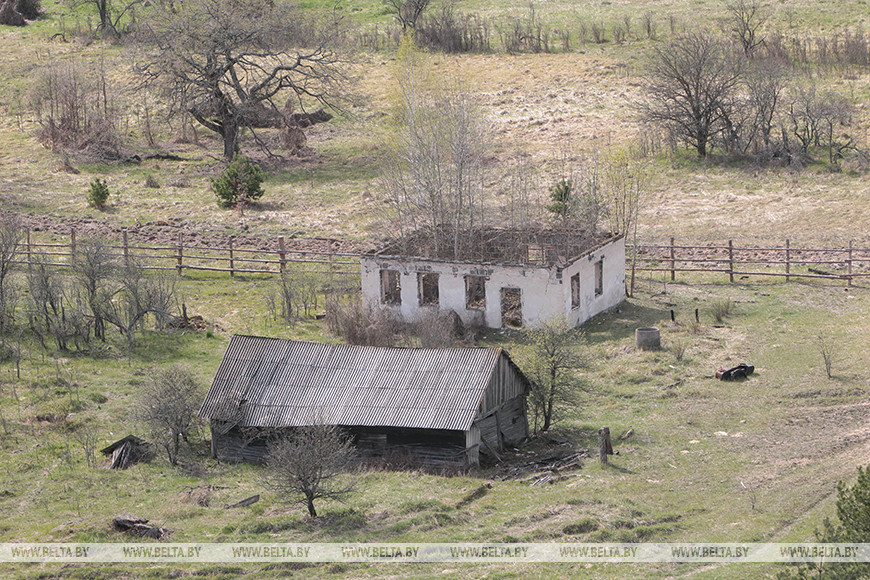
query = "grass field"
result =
(1, 0, 870, 578)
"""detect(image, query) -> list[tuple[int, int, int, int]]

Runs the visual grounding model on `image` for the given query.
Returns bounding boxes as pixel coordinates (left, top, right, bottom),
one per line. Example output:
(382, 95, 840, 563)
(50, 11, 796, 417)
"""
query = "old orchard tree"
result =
(136, 0, 345, 159)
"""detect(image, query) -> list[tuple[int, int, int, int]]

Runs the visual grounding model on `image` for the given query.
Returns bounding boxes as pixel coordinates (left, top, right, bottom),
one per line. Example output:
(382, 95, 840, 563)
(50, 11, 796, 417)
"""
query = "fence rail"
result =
(18, 229, 870, 288)
(635, 237, 866, 286)
(19, 229, 360, 277)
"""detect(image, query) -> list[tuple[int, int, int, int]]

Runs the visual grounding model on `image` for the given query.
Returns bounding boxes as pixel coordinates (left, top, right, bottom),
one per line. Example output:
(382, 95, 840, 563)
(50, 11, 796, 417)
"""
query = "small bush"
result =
(816, 334, 839, 379)
(212, 154, 265, 209)
(87, 178, 110, 209)
(669, 339, 689, 362)
(710, 299, 731, 323)
(144, 174, 159, 188)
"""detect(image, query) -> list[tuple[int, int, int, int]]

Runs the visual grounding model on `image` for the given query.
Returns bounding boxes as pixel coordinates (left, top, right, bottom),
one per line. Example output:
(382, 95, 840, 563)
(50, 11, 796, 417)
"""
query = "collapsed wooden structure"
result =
(101, 435, 153, 469)
(199, 335, 531, 469)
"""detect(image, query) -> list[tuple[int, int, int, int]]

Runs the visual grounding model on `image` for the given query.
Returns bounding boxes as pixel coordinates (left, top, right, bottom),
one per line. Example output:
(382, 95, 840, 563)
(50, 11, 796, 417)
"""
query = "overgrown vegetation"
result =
(516, 317, 586, 433)
(134, 364, 203, 466)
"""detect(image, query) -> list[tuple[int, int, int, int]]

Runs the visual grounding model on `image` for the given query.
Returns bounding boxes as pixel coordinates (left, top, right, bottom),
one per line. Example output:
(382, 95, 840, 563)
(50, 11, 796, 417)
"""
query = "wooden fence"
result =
(21, 229, 361, 277)
(21, 229, 870, 288)
(635, 238, 870, 286)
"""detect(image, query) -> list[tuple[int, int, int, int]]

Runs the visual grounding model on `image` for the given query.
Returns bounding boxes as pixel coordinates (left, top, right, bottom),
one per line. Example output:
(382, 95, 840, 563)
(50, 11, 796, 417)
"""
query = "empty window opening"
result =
(417, 273, 439, 306)
(527, 244, 545, 264)
(465, 275, 486, 310)
(571, 273, 581, 309)
(594, 259, 603, 296)
(380, 269, 401, 305)
(501, 288, 522, 328)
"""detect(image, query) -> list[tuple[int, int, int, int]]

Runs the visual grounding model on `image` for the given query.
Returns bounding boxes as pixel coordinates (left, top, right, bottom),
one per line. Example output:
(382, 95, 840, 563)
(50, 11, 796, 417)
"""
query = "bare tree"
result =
(30, 62, 122, 160)
(642, 33, 743, 157)
(786, 82, 857, 165)
(517, 317, 585, 433)
(74, 423, 100, 467)
(0, 215, 22, 333)
(73, 238, 116, 342)
(134, 365, 202, 465)
(383, 0, 432, 32)
(726, 0, 767, 57)
(135, 0, 346, 159)
(601, 147, 652, 297)
(104, 263, 176, 355)
(381, 38, 488, 259)
(263, 423, 356, 517)
(67, 0, 141, 38)
(741, 57, 789, 152)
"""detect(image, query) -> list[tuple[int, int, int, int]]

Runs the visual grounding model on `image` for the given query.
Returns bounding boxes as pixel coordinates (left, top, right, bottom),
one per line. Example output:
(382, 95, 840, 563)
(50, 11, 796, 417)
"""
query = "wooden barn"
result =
(199, 335, 531, 469)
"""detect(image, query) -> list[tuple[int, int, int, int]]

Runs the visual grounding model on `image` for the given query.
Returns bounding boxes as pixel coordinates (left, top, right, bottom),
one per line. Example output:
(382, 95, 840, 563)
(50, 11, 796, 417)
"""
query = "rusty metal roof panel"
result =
(200, 335, 529, 432)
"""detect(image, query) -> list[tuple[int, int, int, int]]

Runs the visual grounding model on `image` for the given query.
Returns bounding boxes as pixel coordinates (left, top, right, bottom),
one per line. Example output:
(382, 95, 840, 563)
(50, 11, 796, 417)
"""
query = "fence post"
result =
(847, 240, 853, 287)
(278, 236, 286, 273)
(669, 236, 675, 281)
(229, 237, 235, 278)
(122, 229, 129, 269)
(598, 427, 613, 465)
(176, 232, 183, 276)
(26, 228, 31, 271)
(728, 239, 734, 282)
(785, 239, 790, 282)
(70, 228, 76, 266)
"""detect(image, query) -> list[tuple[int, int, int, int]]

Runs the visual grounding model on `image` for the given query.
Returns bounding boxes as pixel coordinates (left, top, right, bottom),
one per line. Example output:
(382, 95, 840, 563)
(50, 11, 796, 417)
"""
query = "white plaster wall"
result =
(562, 236, 626, 327)
(360, 236, 625, 329)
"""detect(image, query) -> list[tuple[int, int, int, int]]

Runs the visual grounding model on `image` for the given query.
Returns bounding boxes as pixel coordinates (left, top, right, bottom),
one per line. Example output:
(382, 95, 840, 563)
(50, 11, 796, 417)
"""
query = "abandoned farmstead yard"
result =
(5, 0, 870, 578)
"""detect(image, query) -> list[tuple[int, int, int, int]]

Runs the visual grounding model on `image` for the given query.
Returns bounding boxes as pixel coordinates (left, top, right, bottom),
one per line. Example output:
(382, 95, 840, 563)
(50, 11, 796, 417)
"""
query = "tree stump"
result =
(598, 427, 613, 465)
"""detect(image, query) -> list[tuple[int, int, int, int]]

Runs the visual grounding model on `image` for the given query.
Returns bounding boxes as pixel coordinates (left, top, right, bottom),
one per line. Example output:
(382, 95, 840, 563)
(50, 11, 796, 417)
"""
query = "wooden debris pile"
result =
(112, 514, 170, 540)
(100, 435, 154, 469)
(168, 314, 209, 331)
(180, 485, 230, 507)
(495, 447, 588, 486)
(225, 494, 260, 509)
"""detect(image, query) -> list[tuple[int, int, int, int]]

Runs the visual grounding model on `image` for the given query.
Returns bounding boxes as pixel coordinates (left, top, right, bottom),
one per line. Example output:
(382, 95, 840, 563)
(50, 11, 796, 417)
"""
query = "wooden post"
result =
(176, 232, 183, 275)
(25, 229, 31, 271)
(847, 240, 853, 287)
(785, 239, 790, 283)
(598, 427, 613, 465)
(728, 239, 734, 283)
(669, 236, 676, 281)
(229, 237, 235, 278)
(122, 229, 129, 269)
(278, 236, 286, 273)
(70, 228, 76, 266)
(695, 308, 699, 323)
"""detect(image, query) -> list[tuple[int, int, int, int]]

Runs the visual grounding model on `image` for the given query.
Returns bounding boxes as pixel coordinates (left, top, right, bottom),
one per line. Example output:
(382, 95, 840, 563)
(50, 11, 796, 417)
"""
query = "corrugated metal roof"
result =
(200, 336, 528, 432)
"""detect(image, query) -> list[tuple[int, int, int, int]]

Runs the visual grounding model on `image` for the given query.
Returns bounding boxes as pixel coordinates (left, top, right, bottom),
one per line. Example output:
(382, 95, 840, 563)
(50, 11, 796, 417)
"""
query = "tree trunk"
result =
(306, 496, 317, 517)
(222, 120, 239, 161)
(171, 432, 179, 465)
(99, 0, 109, 32)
